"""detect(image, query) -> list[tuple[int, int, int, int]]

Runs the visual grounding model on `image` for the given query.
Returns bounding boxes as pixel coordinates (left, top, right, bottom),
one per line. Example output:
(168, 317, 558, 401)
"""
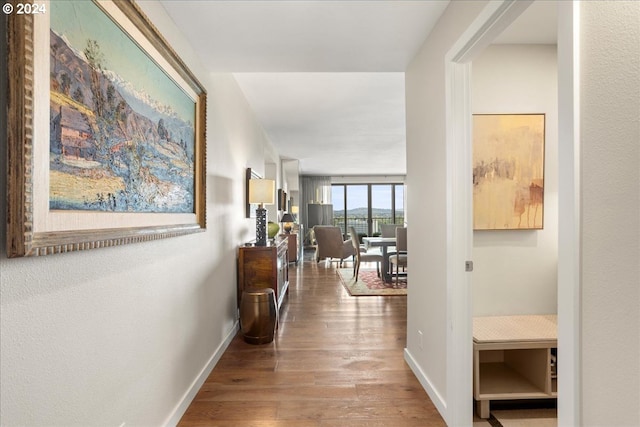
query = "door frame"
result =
(444, 1, 580, 425)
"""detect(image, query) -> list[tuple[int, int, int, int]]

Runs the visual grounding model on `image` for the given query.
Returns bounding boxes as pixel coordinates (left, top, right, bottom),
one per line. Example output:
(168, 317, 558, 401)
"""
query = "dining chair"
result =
(388, 227, 407, 285)
(380, 224, 401, 238)
(349, 227, 382, 281)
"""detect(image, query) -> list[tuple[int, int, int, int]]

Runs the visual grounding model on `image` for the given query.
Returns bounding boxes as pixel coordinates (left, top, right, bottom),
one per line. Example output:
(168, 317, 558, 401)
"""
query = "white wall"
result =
(0, 4, 279, 426)
(404, 0, 488, 422)
(472, 45, 558, 316)
(579, 2, 640, 425)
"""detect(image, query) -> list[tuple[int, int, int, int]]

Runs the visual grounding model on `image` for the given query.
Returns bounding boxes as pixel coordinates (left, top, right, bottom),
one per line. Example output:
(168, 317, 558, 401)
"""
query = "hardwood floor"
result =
(178, 256, 446, 426)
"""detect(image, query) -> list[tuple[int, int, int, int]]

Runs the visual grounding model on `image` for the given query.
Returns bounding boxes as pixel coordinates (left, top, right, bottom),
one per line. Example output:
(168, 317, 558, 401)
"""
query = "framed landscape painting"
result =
(7, 0, 207, 257)
(473, 114, 545, 230)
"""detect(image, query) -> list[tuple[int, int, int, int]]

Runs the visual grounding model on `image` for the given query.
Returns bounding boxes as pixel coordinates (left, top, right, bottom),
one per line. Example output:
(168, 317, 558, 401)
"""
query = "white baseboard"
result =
(404, 348, 448, 423)
(165, 321, 240, 427)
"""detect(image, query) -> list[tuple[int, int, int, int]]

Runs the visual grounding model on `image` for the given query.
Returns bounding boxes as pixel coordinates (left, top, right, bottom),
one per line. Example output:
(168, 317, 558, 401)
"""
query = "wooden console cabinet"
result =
(237, 237, 289, 311)
(473, 315, 557, 419)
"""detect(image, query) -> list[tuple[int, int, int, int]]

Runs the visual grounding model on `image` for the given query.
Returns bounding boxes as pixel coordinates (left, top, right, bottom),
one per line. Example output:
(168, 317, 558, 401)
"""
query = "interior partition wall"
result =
(300, 175, 332, 245)
(332, 183, 405, 237)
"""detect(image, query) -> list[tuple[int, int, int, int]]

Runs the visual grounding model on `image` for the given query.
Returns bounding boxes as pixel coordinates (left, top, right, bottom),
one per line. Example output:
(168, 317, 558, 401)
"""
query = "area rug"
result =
(337, 268, 407, 296)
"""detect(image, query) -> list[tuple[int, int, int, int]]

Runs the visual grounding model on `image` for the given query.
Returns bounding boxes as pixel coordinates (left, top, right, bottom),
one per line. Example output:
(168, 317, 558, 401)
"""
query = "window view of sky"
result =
(331, 184, 404, 236)
(332, 184, 404, 212)
(332, 186, 345, 210)
(331, 183, 404, 235)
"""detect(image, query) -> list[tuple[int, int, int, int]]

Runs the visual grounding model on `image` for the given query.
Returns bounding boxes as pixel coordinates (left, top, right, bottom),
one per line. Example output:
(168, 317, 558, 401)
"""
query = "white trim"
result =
(557, 1, 581, 425)
(404, 349, 447, 417)
(444, 59, 473, 427)
(164, 321, 240, 427)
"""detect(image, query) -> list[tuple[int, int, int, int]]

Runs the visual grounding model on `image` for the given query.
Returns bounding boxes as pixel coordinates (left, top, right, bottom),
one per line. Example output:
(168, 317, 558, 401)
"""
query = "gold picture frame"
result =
(6, 0, 207, 257)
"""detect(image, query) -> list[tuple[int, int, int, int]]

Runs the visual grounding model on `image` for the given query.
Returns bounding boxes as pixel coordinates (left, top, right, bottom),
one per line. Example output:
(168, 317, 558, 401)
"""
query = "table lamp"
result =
(280, 213, 295, 234)
(249, 179, 275, 246)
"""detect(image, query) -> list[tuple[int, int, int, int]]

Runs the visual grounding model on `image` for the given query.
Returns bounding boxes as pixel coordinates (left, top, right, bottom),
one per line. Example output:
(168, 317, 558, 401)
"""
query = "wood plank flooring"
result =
(178, 256, 446, 426)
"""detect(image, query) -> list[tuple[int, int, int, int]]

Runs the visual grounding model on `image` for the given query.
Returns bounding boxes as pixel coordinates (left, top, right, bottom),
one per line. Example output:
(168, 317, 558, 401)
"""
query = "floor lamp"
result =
(249, 179, 275, 246)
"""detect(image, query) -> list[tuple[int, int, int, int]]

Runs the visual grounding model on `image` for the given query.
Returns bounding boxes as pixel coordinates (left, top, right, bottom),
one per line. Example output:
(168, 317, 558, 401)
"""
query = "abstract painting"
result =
(473, 114, 545, 230)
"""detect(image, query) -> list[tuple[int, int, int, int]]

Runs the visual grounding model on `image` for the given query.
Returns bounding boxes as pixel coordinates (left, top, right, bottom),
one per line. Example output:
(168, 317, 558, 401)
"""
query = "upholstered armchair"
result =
(313, 226, 355, 266)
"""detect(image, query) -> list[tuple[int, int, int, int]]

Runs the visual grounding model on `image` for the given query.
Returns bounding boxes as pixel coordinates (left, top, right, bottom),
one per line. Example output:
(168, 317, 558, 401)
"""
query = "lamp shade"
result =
(280, 213, 295, 223)
(249, 179, 275, 205)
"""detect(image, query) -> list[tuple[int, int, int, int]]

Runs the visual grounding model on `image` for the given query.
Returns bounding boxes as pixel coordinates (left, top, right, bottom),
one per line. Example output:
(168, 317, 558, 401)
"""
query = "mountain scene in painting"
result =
(49, 3, 196, 213)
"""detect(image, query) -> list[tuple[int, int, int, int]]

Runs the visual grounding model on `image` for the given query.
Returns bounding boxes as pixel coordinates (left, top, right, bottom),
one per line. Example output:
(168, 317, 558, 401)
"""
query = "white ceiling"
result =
(493, 2, 558, 45)
(233, 72, 407, 175)
(160, 1, 450, 72)
(160, 1, 557, 176)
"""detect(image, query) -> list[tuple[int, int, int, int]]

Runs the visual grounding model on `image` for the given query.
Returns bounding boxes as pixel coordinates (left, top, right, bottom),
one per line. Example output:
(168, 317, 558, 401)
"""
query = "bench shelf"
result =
(473, 315, 557, 419)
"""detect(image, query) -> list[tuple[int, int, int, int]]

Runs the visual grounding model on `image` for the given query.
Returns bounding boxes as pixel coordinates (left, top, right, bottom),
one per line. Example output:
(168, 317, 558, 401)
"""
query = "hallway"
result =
(178, 257, 445, 426)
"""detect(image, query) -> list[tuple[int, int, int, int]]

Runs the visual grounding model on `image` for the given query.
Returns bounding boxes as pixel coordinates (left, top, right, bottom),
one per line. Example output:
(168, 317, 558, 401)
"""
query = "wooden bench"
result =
(473, 314, 557, 418)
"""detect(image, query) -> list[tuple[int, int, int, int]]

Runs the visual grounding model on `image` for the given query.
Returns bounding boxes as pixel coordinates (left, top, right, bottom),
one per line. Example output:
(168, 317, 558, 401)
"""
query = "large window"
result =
(332, 183, 405, 237)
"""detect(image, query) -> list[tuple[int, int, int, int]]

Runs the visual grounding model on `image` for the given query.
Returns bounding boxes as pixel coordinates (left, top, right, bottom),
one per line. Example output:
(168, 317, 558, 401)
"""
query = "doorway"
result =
(445, 1, 579, 425)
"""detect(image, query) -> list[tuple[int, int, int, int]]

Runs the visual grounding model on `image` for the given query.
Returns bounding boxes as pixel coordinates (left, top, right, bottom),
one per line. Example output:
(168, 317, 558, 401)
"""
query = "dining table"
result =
(361, 236, 396, 283)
